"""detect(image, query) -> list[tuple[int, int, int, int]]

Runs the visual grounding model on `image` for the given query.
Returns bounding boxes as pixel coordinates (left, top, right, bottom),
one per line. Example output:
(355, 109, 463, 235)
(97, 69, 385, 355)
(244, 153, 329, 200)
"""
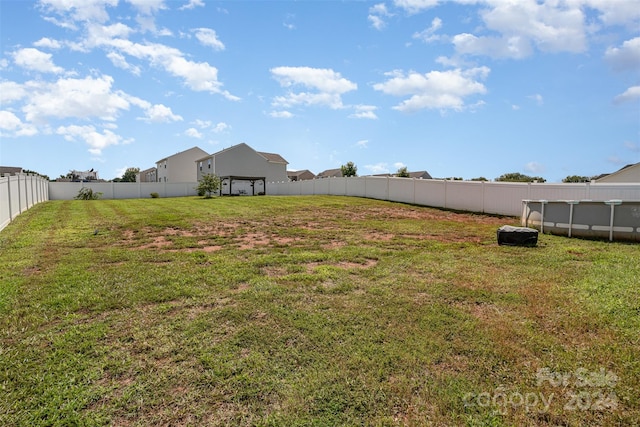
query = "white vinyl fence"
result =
(266, 177, 640, 217)
(48, 181, 199, 200)
(0, 174, 49, 232)
(2, 177, 639, 235)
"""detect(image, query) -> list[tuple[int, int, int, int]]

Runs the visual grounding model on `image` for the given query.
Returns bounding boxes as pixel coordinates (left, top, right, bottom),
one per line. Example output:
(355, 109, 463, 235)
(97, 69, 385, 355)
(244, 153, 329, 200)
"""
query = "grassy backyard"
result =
(0, 195, 638, 426)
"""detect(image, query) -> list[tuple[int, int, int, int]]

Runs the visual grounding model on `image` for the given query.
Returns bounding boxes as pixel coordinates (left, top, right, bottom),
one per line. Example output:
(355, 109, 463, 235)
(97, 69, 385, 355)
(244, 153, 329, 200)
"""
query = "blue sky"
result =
(1, 0, 638, 182)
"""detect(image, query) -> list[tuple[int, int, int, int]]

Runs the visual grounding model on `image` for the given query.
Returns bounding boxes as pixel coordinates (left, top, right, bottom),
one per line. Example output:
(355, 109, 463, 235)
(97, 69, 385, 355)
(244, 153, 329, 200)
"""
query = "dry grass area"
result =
(0, 195, 638, 426)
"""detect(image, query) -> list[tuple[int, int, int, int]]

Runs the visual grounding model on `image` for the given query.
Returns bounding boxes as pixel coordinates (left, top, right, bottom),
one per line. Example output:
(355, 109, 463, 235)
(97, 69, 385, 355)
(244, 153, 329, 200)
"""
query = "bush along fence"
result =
(0, 174, 49, 232)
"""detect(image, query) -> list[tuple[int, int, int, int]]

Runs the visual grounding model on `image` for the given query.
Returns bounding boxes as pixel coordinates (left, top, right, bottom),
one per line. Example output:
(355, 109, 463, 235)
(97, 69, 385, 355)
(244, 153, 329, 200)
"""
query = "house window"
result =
(199, 162, 202, 171)
(208, 159, 211, 169)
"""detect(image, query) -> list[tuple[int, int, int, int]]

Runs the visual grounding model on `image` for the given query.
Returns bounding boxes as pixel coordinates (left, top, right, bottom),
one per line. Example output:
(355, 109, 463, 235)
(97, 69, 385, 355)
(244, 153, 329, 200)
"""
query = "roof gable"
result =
(156, 146, 208, 163)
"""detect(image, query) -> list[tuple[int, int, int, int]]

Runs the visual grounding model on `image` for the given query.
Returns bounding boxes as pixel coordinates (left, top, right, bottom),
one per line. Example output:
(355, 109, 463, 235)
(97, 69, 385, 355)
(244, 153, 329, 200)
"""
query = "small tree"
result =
(470, 177, 489, 181)
(396, 166, 410, 178)
(196, 174, 221, 198)
(562, 175, 592, 183)
(119, 167, 140, 182)
(495, 172, 546, 183)
(341, 161, 358, 177)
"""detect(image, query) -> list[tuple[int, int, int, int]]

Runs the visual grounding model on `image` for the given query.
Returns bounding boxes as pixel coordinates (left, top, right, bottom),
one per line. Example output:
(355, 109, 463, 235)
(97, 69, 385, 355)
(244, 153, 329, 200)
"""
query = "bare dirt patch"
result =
(117, 204, 510, 253)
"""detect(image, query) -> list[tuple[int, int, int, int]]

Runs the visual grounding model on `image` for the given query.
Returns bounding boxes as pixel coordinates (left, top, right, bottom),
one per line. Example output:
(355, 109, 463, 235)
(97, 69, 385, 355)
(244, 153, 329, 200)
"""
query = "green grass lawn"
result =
(1, 196, 638, 426)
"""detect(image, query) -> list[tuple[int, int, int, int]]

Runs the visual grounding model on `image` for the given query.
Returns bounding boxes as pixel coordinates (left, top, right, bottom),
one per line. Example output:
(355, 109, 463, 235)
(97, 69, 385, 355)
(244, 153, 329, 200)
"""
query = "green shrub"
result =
(150, 192, 160, 198)
(74, 187, 102, 200)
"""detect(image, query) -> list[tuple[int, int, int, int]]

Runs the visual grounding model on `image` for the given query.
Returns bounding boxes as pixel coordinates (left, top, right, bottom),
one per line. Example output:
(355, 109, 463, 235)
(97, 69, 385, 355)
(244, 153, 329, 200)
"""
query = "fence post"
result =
(605, 200, 622, 242)
(443, 179, 447, 209)
(23, 175, 29, 210)
(17, 175, 23, 214)
(386, 176, 390, 201)
(7, 176, 13, 223)
(412, 178, 416, 205)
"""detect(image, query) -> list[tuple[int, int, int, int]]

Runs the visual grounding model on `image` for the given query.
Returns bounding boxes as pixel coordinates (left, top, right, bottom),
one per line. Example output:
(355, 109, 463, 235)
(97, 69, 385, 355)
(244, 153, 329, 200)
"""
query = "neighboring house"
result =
(595, 163, 640, 183)
(288, 169, 316, 181)
(137, 167, 157, 183)
(316, 168, 343, 178)
(156, 146, 208, 183)
(0, 166, 23, 176)
(196, 143, 289, 195)
(407, 171, 432, 179)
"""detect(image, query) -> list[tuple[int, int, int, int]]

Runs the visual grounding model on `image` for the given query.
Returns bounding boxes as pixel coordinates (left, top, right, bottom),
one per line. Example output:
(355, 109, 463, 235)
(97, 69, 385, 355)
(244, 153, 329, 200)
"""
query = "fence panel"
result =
(364, 177, 388, 200)
(588, 183, 640, 201)
(529, 183, 587, 201)
(346, 177, 367, 197)
(414, 179, 445, 208)
(0, 177, 11, 230)
(387, 177, 415, 204)
(0, 175, 50, 232)
(482, 182, 531, 216)
(443, 181, 484, 212)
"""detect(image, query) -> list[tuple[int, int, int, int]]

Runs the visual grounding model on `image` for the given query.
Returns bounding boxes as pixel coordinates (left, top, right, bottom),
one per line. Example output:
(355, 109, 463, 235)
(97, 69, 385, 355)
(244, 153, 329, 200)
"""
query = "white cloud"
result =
(272, 66, 357, 93)
(444, 0, 592, 59)
(193, 28, 225, 51)
(393, 0, 439, 14)
(604, 37, 640, 72)
(84, 22, 135, 49)
(356, 140, 369, 148)
(33, 37, 62, 49)
(127, 0, 166, 15)
(624, 141, 640, 152)
(0, 111, 38, 136)
(22, 75, 131, 123)
(368, 3, 392, 30)
(479, 1, 587, 54)
(12, 48, 64, 74)
(373, 67, 489, 112)
(56, 124, 129, 155)
(0, 81, 27, 104)
(524, 161, 545, 173)
(583, 0, 640, 27)
(193, 119, 212, 128)
(271, 66, 357, 110)
(212, 122, 230, 133)
(10, 75, 181, 134)
(393, 162, 406, 169)
(349, 105, 378, 119)
(270, 110, 293, 119)
(185, 127, 203, 138)
(95, 37, 239, 100)
(613, 86, 640, 105)
(39, 0, 118, 23)
(413, 17, 443, 43)
(283, 13, 296, 30)
(452, 33, 533, 59)
(365, 163, 390, 174)
(179, 0, 205, 10)
(106, 51, 141, 75)
(139, 104, 183, 123)
(39, 7, 237, 101)
(528, 93, 544, 105)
